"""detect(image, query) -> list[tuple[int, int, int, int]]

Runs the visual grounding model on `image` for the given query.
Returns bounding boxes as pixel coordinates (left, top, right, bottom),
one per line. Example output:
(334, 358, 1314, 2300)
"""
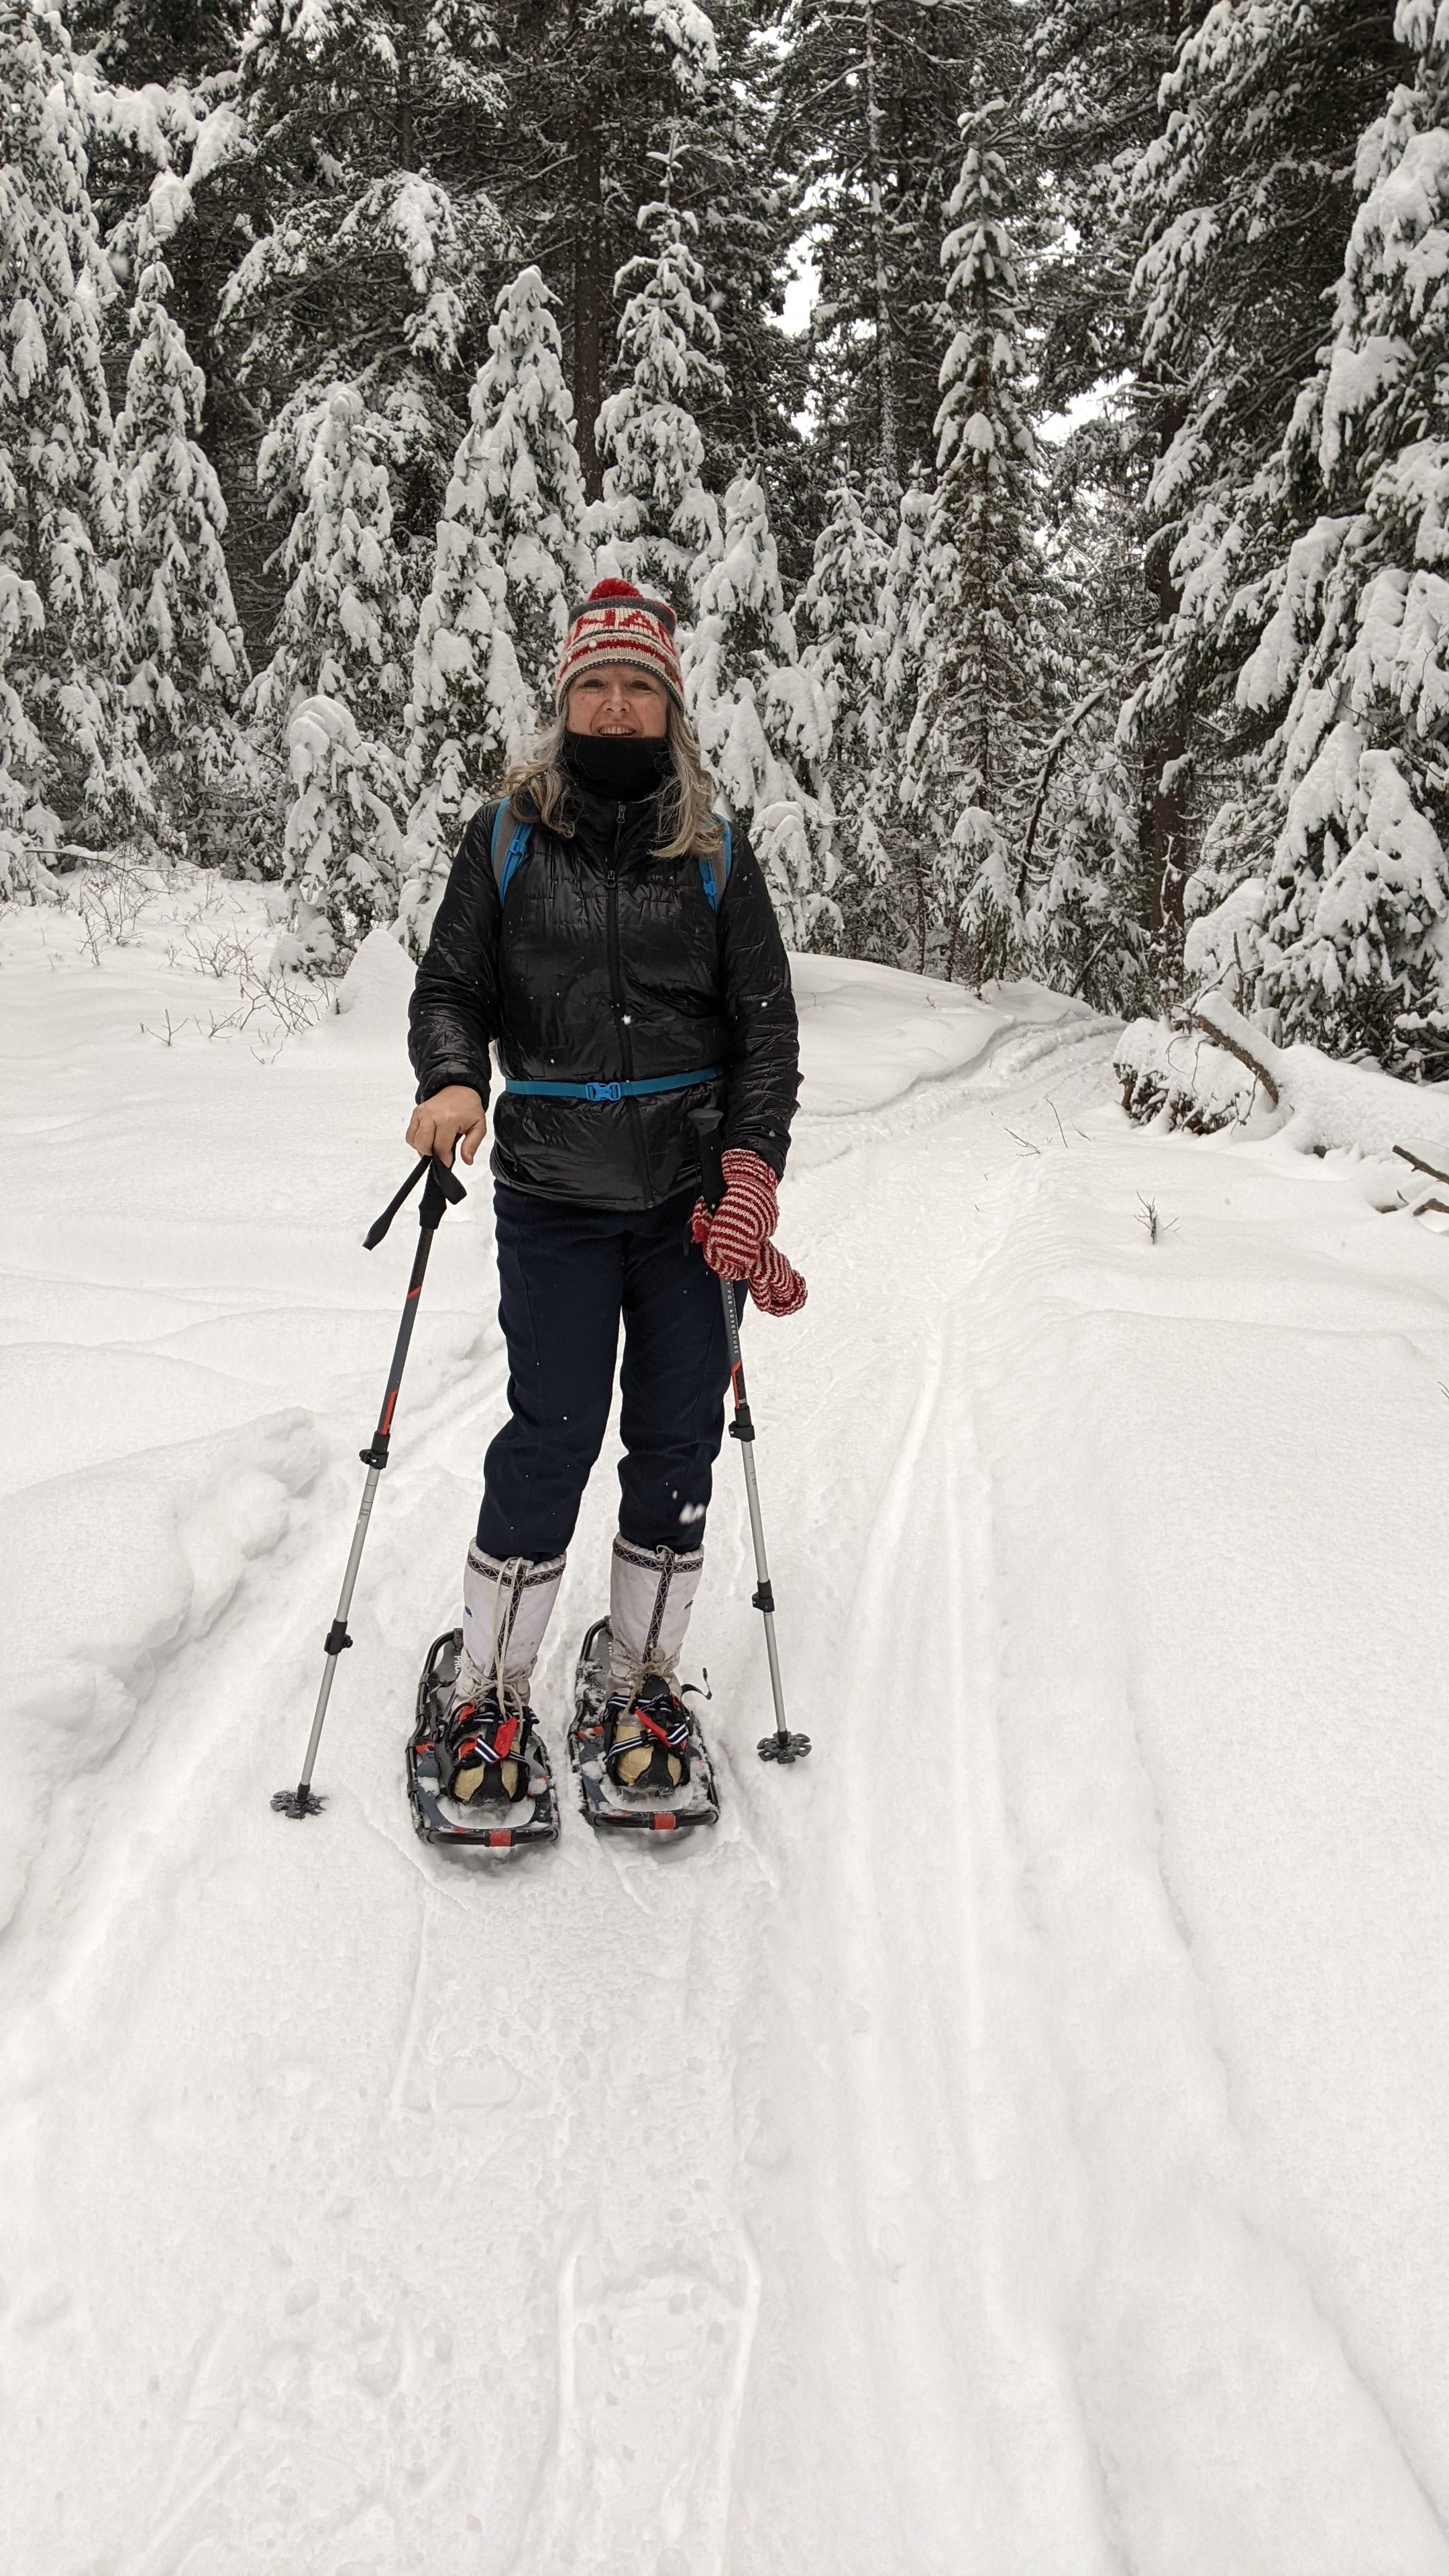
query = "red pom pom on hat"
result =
(574, 575, 675, 633)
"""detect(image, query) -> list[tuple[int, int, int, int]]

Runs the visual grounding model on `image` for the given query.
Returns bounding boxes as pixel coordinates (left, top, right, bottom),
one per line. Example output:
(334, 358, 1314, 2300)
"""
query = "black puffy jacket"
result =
(408, 782, 801, 1212)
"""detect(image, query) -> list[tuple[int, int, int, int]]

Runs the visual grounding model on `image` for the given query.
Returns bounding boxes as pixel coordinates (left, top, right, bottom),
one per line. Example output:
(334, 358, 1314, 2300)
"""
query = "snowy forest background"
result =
(7, 0, 1449, 1075)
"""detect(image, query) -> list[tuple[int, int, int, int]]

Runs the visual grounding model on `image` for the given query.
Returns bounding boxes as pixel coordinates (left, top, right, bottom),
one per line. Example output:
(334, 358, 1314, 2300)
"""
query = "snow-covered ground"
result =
(5, 870, 1449, 2573)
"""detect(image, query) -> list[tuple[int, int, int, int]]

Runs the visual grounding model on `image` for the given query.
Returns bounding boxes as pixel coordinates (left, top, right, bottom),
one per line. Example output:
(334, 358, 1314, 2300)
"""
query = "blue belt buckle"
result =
(585, 1080, 623, 1104)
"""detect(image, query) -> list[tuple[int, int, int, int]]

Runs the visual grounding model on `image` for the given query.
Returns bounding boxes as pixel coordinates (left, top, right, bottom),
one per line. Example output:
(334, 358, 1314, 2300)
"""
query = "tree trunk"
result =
(572, 101, 604, 501)
(1141, 393, 1189, 942)
(396, 30, 415, 166)
(862, 0, 899, 492)
(1143, 708, 1189, 937)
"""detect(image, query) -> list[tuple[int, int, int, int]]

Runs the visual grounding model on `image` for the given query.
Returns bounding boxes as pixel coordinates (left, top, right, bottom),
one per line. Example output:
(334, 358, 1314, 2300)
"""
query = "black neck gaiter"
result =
(563, 730, 671, 802)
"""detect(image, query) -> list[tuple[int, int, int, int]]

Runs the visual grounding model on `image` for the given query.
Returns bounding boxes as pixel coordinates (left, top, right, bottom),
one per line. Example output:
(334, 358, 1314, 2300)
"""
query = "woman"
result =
(407, 578, 806, 1807)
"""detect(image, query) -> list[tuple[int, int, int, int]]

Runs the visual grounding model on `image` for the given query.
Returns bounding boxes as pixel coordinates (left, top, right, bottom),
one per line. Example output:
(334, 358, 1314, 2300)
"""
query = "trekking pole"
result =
(688, 1106, 810, 1766)
(272, 1150, 467, 1819)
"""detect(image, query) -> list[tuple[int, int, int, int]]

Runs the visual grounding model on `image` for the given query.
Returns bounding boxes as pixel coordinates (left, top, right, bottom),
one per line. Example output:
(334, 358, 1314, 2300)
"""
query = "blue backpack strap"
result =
(489, 798, 533, 902)
(698, 820, 733, 916)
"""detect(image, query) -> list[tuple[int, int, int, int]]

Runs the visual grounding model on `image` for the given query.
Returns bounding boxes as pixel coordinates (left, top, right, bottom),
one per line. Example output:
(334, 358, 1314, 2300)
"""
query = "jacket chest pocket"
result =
(499, 860, 610, 1024)
(619, 865, 718, 1002)
(504, 855, 607, 959)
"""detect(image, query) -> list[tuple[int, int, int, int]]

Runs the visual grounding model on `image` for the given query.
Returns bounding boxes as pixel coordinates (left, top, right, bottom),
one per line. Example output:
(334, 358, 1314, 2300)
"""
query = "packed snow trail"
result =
(5, 881, 1449, 2573)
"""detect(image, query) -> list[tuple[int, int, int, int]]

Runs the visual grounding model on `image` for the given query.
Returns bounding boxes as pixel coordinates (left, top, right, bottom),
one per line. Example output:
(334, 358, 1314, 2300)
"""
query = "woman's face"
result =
(567, 663, 670, 740)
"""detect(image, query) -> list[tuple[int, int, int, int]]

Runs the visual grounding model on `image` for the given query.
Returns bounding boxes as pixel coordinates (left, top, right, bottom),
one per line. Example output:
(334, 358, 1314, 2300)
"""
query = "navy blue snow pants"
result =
(476, 1183, 743, 1562)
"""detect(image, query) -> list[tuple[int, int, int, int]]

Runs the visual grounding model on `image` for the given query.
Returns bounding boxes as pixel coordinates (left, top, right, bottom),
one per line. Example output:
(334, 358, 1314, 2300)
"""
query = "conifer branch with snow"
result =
(0, 0, 152, 892)
(250, 386, 411, 938)
(596, 189, 723, 601)
(398, 266, 589, 940)
(684, 472, 836, 945)
(890, 98, 1050, 983)
(114, 252, 249, 855)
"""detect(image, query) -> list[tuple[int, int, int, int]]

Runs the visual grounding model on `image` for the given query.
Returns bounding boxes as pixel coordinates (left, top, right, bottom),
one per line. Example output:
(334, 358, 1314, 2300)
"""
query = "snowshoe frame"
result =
(567, 1617, 720, 1836)
(407, 1627, 560, 1851)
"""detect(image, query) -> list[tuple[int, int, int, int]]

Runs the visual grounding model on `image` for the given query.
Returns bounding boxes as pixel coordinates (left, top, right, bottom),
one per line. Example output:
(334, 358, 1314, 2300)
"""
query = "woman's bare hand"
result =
(406, 1085, 488, 1167)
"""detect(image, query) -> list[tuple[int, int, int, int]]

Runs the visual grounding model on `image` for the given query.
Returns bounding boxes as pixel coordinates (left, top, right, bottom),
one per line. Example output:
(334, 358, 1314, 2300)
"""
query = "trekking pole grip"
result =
(419, 1151, 466, 1232)
(688, 1105, 727, 1212)
(364, 1151, 465, 1250)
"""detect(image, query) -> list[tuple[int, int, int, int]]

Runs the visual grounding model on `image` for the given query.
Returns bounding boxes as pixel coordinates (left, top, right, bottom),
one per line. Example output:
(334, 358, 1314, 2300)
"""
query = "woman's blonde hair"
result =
(502, 694, 724, 860)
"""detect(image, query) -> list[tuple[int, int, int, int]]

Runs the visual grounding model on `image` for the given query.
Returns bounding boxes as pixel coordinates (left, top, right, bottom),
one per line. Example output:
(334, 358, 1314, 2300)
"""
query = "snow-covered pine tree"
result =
(683, 19, 804, 554)
(253, 384, 413, 738)
(1026, 0, 1185, 424)
(684, 471, 835, 945)
(596, 187, 723, 604)
(871, 477, 932, 967)
(113, 249, 248, 853)
(251, 384, 411, 934)
(67, 0, 242, 87)
(1125, 0, 1404, 961)
(1025, 0, 1191, 979)
(400, 270, 578, 933)
(492, 0, 718, 501)
(1208, 1, 1449, 1073)
(220, 0, 511, 661)
(795, 474, 889, 950)
(0, 0, 150, 890)
(896, 97, 1053, 985)
(283, 690, 405, 946)
(0, 563, 47, 898)
(468, 265, 592, 707)
(772, 0, 989, 493)
(1025, 462, 1155, 1016)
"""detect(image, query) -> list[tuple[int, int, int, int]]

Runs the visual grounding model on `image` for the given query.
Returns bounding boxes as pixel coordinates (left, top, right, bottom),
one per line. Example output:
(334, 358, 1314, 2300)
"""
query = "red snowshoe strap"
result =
(449, 1701, 530, 1765)
(637, 1701, 688, 1750)
(606, 1686, 690, 1780)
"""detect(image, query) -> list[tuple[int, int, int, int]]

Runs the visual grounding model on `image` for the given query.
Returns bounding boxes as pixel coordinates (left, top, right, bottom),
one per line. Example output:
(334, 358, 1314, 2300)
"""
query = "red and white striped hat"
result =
(554, 578, 684, 712)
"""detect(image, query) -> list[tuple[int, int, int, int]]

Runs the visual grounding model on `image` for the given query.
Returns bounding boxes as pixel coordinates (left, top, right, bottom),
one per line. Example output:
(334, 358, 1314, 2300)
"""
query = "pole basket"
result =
(758, 1729, 812, 1764)
(271, 1784, 325, 1817)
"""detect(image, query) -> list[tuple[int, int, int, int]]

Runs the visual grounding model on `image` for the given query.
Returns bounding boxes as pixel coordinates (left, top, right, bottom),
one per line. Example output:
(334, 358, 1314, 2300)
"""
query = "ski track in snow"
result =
(5, 890, 1449, 2570)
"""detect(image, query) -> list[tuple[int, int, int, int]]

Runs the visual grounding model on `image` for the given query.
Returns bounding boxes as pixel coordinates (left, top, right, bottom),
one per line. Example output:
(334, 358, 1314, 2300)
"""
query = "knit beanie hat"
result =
(555, 578, 685, 712)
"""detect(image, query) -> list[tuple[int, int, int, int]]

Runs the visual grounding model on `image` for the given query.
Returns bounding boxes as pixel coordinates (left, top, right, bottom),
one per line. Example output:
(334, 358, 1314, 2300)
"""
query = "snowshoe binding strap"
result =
(444, 1697, 535, 1805)
(604, 1679, 691, 1794)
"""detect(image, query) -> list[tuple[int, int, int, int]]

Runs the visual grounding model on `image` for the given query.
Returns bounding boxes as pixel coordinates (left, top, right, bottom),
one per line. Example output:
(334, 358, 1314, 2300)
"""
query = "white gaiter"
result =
(461, 1545, 566, 1706)
(608, 1536, 704, 1695)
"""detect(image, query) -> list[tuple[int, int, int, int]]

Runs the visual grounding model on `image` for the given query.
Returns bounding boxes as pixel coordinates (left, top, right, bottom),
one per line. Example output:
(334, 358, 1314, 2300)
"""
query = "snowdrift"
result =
(1116, 991, 1449, 1187)
(791, 951, 1093, 1116)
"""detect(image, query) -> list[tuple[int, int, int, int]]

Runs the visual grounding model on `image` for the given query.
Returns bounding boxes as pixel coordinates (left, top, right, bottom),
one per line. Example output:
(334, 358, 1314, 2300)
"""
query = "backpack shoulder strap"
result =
(489, 798, 533, 901)
(697, 820, 733, 916)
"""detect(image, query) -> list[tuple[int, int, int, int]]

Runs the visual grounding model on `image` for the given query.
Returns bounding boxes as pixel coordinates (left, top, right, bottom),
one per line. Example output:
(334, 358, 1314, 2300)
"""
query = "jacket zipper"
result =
(604, 806, 650, 1199)
(604, 806, 633, 1078)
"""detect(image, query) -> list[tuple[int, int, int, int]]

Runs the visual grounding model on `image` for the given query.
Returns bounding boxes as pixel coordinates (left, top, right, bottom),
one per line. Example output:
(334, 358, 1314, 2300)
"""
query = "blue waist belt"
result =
(504, 1065, 724, 1106)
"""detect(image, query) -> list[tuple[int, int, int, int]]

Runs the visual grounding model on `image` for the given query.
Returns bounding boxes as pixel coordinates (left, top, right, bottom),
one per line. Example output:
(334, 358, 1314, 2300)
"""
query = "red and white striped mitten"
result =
(692, 1147, 777, 1276)
(691, 1148, 808, 1318)
(747, 1239, 808, 1318)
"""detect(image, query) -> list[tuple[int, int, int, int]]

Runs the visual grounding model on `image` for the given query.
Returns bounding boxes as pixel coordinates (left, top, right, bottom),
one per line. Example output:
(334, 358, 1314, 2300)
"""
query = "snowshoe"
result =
(567, 1617, 720, 1835)
(407, 1628, 559, 1851)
